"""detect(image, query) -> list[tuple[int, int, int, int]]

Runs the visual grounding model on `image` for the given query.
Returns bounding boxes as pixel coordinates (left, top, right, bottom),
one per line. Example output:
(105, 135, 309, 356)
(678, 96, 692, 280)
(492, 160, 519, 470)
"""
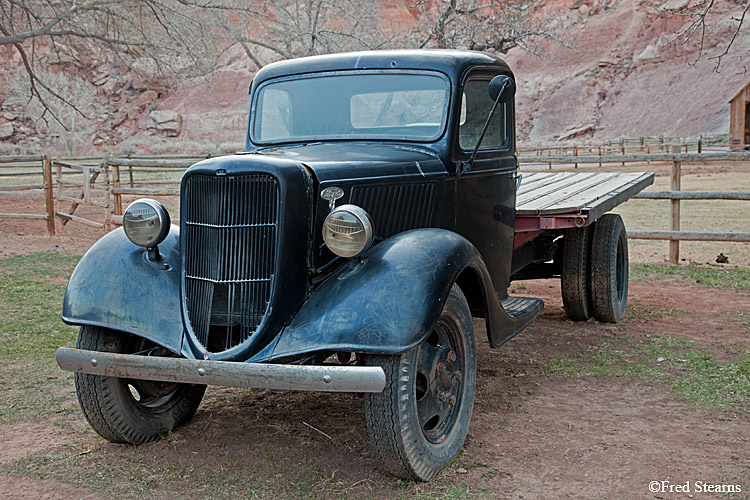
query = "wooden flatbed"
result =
(514, 172, 654, 232)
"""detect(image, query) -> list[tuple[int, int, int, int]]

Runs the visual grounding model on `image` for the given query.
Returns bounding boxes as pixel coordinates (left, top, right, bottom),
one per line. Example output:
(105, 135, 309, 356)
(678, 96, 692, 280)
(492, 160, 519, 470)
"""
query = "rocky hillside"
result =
(0, 0, 747, 153)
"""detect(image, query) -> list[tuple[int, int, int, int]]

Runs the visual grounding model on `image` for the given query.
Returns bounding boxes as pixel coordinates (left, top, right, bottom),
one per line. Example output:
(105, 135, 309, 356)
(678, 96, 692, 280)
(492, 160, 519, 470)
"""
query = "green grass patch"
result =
(546, 336, 750, 411)
(0, 251, 80, 422)
(631, 263, 750, 291)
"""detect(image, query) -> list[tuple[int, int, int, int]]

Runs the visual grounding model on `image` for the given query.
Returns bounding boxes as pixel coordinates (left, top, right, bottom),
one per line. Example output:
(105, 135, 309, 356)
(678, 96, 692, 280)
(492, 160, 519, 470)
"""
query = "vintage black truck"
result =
(57, 50, 653, 481)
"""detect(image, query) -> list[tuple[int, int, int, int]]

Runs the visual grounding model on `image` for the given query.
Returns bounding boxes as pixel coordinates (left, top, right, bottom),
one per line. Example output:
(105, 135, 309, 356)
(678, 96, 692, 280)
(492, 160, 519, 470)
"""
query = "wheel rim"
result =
(125, 338, 182, 412)
(415, 316, 465, 444)
(616, 233, 626, 305)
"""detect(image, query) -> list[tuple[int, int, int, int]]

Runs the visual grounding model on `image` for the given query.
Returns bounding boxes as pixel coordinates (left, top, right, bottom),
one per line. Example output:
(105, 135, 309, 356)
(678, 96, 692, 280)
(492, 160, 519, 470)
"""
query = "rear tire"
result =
(364, 285, 476, 481)
(74, 326, 205, 444)
(561, 226, 593, 321)
(590, 214, 629, 323)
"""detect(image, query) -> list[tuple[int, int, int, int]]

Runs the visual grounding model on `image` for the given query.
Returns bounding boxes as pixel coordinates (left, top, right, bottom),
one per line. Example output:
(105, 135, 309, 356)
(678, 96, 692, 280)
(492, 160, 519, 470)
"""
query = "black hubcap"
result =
(415, 318, 464, 444)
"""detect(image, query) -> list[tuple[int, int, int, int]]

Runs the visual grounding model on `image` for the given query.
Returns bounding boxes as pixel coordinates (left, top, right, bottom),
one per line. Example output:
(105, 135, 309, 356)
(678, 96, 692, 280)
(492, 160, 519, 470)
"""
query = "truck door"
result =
(453, 75, 517, 297)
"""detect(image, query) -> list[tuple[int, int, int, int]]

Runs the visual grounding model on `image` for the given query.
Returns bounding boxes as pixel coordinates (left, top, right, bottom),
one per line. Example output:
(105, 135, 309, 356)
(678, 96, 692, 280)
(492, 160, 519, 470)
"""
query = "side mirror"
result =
(488, 75, 516, 104)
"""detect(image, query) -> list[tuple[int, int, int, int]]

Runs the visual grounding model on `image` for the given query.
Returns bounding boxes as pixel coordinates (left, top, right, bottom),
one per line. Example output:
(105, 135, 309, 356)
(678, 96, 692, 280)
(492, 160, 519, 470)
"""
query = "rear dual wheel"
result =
(364, 285, 476, 481)
(561, 214, 628, 323)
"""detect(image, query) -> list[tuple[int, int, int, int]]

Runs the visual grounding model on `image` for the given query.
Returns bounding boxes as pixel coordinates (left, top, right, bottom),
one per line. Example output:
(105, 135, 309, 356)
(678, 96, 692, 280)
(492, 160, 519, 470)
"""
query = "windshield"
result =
(252, 72, 449, 144)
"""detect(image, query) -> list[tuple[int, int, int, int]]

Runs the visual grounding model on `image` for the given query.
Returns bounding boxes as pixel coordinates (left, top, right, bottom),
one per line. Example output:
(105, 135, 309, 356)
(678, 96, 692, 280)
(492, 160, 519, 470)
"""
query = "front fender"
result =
(253, 229, 513, 361)
(62, 226, 188, 357)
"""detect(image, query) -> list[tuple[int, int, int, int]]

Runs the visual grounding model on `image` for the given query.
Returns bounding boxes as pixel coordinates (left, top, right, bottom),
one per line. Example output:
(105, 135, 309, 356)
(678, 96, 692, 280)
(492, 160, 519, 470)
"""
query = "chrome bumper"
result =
(55, 348, 386, 393)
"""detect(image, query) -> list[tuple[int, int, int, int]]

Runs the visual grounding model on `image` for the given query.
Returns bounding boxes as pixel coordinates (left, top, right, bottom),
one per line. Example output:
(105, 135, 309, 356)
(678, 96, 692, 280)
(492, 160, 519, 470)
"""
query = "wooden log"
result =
(0, 171, 44, 177)
(635, 191, 750, 200)
(0, 212, 48, 220)
(106, 158, 196, 168)
(669, 152, 681, 264)
(43, 155, 55, 236)
(628, 231, 750, 242)
(83, 166, 91, 204)
(111, 187, 180, 196)
(56, 195, 108, 208)
(0, 155, 44, 163)
(112, 163, 122, 216)
(0, 184, 43, 191)
(103, 162, 111, 232)
(55, 212, 105, 229)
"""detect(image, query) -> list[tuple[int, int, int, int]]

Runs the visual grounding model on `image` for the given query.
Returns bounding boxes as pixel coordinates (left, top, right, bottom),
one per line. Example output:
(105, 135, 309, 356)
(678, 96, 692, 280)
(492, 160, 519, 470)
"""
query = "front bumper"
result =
(56, 348, 386, 393)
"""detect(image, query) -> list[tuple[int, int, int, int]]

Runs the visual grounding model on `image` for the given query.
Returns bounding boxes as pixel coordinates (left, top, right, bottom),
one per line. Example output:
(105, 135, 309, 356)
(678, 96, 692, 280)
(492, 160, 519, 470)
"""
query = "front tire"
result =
(74, 326, 205, 444)
(364, 285, 476, 481)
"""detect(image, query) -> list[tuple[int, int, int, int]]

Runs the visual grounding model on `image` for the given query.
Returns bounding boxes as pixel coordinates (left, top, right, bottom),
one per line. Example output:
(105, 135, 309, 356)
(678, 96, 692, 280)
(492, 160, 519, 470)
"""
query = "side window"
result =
(459, 79, 508, 151)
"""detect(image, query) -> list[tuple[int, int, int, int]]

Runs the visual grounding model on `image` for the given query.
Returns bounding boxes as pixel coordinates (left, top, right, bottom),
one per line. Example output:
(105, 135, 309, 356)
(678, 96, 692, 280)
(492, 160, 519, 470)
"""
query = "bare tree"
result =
(0, 0, 232, 128)
(9, 68, 97, 154)
(667, 0, 749, 70)
(1, 0, 397, 129)
(201, 0, 392, 64)
(411, 0, 573, 57)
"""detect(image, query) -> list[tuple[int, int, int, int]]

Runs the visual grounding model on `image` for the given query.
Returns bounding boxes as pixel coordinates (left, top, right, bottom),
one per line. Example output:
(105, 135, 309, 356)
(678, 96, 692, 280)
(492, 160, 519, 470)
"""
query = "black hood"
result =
(254, 142, 447, 182)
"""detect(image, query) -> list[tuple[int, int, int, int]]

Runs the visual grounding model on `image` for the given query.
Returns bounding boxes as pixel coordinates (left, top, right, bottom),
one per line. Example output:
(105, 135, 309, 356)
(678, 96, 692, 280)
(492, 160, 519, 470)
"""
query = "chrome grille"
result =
(183, 174, 279, 352)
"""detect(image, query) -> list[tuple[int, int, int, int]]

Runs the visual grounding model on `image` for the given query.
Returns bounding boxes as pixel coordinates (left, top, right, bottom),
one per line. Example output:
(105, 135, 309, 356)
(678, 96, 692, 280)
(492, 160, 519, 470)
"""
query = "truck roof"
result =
(253, 49, 513, 84)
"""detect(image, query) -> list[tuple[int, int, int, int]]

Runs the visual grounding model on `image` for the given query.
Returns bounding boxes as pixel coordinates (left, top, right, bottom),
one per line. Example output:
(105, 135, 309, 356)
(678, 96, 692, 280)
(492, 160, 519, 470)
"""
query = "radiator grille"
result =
(183, 174, 279, 352)
(350, 183, 436, 238)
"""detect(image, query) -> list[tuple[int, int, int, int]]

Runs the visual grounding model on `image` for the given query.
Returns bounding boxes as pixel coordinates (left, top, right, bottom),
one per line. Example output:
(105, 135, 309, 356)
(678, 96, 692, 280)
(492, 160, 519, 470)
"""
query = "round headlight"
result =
(123, 198, 170, 248)
(323, 204, 374, 258)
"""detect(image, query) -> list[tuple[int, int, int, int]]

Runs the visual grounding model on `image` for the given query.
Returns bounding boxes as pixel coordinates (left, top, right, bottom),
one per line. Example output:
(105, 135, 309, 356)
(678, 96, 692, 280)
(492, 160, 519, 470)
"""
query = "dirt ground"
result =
(0, 182, 748, 499)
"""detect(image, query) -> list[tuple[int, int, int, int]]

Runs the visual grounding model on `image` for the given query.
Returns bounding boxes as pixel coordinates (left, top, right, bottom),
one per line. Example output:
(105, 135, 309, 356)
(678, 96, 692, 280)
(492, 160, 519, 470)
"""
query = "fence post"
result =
(669, 145, 681, 264)
(103, 161, 111, 232)
(111, 161, 122, 216)
(42, 155, 55, 237)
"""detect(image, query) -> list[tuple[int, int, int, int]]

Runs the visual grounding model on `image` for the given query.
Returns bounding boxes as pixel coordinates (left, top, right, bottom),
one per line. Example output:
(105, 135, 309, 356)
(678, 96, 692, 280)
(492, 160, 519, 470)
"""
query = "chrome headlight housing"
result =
(123, 198, 170, 248)
(323, 204, 374, 258)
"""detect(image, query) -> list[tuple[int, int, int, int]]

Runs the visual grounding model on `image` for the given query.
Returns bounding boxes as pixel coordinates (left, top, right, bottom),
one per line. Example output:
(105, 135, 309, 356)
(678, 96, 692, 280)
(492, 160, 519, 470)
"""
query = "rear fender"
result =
(62, 227, 188, 357)
(253, 229, 514, 361)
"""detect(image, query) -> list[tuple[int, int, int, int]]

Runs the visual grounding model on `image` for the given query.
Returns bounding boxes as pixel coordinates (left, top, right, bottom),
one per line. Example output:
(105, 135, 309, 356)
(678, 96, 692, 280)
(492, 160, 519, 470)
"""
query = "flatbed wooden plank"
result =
(517, 173, 620, 213)
(516, 172, 654, 218)
(516, 172, 600, 204)
(580, 172, 654, 223)
(516, 172, 576, 193)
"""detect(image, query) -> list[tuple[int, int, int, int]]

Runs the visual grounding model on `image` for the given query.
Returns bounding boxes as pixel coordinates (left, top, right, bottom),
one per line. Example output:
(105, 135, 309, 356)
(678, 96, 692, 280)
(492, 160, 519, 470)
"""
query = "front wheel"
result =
(364, 285, 476, 481)
(74, 326, 206, 444)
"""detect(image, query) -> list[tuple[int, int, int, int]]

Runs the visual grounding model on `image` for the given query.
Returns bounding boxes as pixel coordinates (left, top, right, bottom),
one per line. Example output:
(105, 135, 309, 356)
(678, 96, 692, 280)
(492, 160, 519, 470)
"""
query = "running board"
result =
(501, 295, 544, 335)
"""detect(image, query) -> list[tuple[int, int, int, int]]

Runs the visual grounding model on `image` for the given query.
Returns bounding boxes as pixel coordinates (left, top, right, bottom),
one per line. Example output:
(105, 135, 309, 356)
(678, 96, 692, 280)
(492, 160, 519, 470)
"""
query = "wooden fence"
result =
(2, 148, 749, 266)
(519, 150, 750, 264)
(518, 134, 730, 161)
(0, 155, 55, 236)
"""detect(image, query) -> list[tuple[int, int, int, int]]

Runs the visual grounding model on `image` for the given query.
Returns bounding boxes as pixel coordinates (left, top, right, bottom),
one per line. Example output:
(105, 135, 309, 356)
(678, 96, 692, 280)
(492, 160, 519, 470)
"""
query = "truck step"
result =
(500, 295, 544, 335)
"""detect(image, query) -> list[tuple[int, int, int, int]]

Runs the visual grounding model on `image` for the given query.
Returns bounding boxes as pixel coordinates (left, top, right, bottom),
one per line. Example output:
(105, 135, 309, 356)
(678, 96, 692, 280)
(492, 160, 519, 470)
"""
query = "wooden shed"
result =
(729, 81, 750, 150)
